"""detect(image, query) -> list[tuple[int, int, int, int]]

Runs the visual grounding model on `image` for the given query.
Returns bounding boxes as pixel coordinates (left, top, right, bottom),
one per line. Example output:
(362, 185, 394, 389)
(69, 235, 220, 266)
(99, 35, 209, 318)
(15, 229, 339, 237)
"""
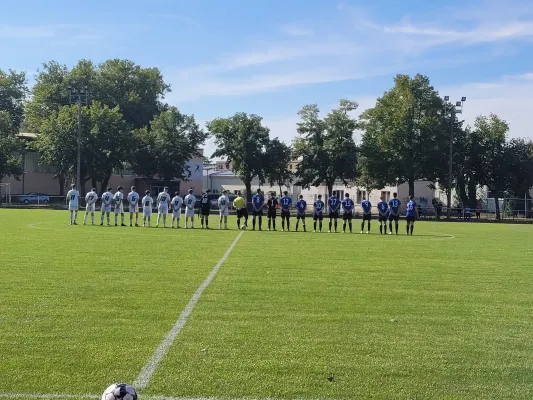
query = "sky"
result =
(2, 0, 533, 156)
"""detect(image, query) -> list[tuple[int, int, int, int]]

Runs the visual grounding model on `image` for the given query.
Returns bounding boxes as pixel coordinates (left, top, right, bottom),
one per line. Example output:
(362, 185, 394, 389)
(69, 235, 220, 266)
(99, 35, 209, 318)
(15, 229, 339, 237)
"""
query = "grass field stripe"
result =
(0, 394, 95, 399)
(133, 231, 244, 391)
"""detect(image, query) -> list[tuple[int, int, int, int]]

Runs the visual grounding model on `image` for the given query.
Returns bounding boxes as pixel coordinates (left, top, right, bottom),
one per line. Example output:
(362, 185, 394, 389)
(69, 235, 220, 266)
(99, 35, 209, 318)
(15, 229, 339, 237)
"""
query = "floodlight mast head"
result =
(444, 96, 450, 101)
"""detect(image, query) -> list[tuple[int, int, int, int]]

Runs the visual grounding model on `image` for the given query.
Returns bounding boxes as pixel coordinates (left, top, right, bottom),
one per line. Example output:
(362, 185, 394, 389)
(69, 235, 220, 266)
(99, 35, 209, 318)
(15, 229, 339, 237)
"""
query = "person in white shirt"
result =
(100, 187, 113, 226)
(83, 188, 98, 225)
(184, 188, 196, 229)
(127, 186, 140, 227)
(112, 186, 126, 226)
(142, 190, 154, 227)
(218, 190, 230, 230)
(66, 184, 80, 225)
(171, 192, 183, 228)
(156, 187, 171, 228)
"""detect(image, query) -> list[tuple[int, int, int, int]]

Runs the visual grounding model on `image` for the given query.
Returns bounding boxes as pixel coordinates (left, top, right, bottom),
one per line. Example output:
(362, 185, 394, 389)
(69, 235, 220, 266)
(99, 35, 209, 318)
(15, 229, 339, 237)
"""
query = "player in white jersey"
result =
(66, 184, 80, 225)
(184, 188, 196, 228)
(156, 187, 171, 227)
(218, 190, 230, 230)
(113, 186, 126, 226)
(100, 187, 113, 226)
(83, 188, 98, 225)
(141, 190, 154, 227)
(127, 186, 140, 227)
(171, 192, 183, 228)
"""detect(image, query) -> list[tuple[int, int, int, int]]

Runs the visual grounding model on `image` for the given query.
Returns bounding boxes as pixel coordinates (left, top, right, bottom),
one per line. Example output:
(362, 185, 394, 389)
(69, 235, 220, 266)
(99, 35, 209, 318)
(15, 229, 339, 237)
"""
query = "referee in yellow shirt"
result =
(234, 191, 248, 229)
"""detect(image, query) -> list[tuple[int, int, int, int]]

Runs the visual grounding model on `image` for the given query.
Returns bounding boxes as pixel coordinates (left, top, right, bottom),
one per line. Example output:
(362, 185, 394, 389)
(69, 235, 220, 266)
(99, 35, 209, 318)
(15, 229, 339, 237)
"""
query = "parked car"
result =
(18, 193, 50, 204)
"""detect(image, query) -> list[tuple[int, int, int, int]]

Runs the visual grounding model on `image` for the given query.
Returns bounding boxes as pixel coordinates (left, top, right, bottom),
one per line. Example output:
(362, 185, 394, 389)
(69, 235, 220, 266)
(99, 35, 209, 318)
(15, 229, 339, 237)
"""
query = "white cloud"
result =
(0, 24, 70, 39)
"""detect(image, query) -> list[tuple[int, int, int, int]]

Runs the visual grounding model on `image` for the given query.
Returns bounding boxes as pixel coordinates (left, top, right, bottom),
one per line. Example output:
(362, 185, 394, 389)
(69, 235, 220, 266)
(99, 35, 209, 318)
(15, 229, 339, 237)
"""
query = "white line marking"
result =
(133, 231, 244, 391)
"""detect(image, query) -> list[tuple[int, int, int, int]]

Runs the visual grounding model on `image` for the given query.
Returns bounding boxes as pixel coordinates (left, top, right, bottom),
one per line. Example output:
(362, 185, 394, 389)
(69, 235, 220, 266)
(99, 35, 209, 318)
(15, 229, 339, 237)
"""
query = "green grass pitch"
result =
(1, 209, 533, 399)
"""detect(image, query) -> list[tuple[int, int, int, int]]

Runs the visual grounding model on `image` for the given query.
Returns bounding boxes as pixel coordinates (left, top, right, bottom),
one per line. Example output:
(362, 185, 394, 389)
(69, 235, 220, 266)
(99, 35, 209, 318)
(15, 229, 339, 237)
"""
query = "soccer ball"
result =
(241, 225, 247, 230)
(101, 383, 137, 400)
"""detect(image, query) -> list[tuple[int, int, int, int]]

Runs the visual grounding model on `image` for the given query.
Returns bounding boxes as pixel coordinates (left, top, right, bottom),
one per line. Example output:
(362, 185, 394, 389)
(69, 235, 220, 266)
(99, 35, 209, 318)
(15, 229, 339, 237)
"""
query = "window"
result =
(381, 191, 391, 201)
(356, 190, 366, 203)
(290, 164, 293, 170)
(333, 190, 344, 199)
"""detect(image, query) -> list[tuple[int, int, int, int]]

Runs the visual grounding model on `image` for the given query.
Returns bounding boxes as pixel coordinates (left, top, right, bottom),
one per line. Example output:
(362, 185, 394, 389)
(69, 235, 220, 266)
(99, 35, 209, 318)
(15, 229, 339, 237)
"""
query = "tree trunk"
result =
(100, 176, 110, 194)
(493, 190, 501, 220)
(408, 177, 415, 197)
(245, 180, 252, 210)
(327, 181, 333, 197)
(91, 178, 97, 192)
(58, 175, 65, 196)
(467, 181, 477, 208)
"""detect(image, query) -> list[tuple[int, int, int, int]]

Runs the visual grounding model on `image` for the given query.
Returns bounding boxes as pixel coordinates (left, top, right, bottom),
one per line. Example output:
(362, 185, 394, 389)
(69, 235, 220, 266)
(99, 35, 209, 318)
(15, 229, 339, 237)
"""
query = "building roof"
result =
(18, 132, 38, 139)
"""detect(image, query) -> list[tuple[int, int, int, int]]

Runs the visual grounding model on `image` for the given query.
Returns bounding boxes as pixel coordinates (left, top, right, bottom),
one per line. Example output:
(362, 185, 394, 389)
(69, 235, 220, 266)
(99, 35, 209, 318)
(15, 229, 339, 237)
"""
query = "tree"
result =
(264, 138, 293, 196)
(35, 101, 131, 195)
(506, 138, 533, 197)
(294, 100, 358, 197)
(0, 111, 23, 181)
(207, 113, 270, 203)
(359, 74, 450, 197)
(474, 114, 510, 220)
(0, 69, 26, 181)
(26, 59, 170, 132)
(130, 107, 207, 186)
(0, 69, 27, 130)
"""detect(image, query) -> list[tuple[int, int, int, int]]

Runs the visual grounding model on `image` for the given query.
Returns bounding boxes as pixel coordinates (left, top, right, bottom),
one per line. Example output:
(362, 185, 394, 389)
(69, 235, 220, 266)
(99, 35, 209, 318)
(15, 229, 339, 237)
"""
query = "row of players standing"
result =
(235, 189, 419, 235)
(67, 184, 232, 229)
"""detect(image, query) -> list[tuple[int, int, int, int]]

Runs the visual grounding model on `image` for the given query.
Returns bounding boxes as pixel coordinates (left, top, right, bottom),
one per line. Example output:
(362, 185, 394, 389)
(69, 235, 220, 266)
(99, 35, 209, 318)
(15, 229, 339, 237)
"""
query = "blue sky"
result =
(2, 0, 533, 155)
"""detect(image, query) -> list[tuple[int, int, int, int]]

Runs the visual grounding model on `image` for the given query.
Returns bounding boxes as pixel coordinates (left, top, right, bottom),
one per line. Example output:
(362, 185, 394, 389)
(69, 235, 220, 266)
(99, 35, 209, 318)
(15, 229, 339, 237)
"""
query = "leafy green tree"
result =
(474, 114, 510, 220)
(207, 113, 270, 203)
(0, 69, 27, 130)
(294, 100, 358, 196)
(27, 59, 170, 132)
(359, 74, 450, 197)
(264, 138, 293, 195)
(0, 111, 24, 181)
(35, 101, 131, 194)
(130, 107, 207, 186)
(506, 138, 533, 197)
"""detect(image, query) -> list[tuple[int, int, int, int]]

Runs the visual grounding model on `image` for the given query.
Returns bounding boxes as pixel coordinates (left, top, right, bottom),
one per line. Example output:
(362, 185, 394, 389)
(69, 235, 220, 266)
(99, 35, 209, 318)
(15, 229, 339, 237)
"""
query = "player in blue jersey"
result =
(295, 195, 307, 232)
(252, 189, 264, 231)
(280, 191, 292, 231)
(377, 196, 389, 234)
(313, 194, 325, 232)
(388, 192, 401, 235)
(328, 194, 340, 233)
(360, 195, 372, 234)
(341, 193, 354, 233)
(405, 195, 418, 235)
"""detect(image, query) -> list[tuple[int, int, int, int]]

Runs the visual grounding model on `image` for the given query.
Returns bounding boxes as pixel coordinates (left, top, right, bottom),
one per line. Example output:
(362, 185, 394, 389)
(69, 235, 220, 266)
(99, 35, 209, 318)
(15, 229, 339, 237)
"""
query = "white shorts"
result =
(143, 208, 152, 217)
(101, 204, 111, 213)
(86, 203, 96, 213)
(68, 203, 78, 211)
(219, 208, 229, 217)
(172, 210, 181, 219)
(114, 204, 124, 214)
(129, 203, 139, 213)
(186, 208, 195, 218)
(158, 205, 168, 215)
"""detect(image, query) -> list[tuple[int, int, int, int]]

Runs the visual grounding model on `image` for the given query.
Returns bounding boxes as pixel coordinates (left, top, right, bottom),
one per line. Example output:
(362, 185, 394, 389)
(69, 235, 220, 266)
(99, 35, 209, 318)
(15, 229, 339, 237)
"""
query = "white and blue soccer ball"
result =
(101, 383, 137, 400)
(241, 224, 247, 230)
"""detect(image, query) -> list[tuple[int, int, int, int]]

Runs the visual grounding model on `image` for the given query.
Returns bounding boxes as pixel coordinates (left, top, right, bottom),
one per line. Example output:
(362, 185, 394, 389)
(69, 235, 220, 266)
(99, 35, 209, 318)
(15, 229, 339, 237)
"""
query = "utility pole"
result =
(67, 84, 89, 192)
(443, 96, 466, 220)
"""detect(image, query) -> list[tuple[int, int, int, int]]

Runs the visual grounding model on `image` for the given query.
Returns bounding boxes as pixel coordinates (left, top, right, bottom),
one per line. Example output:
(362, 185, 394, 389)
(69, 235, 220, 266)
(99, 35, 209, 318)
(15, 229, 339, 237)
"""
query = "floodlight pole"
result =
(443, 96, 466, 220)
(67, 84, 89, 191)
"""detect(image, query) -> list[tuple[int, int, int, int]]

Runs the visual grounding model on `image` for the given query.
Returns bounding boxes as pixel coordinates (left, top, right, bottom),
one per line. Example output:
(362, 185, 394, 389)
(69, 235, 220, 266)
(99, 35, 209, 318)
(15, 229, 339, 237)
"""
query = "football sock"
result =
(343, 222, 346, 232)
(282, 220, 285, 230)
(361, 222, 364, 231)
(319, 222, 322, 231)
(314, 221, 317, 231)
(367, 222, 371, 231)
(329, 220, 332, 231)
(395, 223, 399, 234)
(406, 224, 409, 234)
(349, 222, 352, 233)
(334, 221, 338, 231)
(410, 225, 414, 235)
(272, 220, 276, 230)
(258, 216, 262, 230)
(268, 219, 271, 230)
